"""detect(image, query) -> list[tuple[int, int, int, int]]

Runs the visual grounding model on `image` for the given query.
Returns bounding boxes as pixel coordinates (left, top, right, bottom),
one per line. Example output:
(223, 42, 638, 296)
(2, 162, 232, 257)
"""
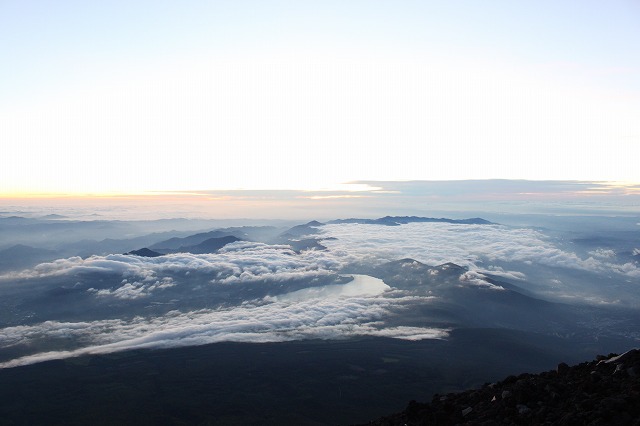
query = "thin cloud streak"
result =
(0, 289, 446, 368)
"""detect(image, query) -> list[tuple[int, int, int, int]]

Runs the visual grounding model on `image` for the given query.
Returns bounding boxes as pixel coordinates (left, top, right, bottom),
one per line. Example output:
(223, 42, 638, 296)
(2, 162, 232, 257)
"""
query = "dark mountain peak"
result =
(305, 220, 323, 227)
(125, 248, 163, 257)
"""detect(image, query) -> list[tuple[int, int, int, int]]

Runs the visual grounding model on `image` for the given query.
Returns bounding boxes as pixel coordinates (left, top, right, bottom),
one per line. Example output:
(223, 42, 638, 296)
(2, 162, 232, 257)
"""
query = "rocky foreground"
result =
(362, 349, 640, 425)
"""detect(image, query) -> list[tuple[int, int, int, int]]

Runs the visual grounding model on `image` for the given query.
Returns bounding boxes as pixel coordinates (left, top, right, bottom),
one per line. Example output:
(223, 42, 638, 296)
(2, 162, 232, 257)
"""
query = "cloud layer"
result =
(0, 280, 445, 368)
(318, 222, 640, 279)
(1, 221, 638, 368)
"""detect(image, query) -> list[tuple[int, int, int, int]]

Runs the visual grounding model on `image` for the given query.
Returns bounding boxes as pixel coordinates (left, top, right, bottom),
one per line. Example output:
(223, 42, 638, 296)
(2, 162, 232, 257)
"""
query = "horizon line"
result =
(2, 179, 640, 199)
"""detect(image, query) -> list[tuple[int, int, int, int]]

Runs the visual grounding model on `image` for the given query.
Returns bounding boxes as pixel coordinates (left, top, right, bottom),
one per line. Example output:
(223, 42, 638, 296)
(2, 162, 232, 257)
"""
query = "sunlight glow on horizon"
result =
(2, 180, 640, 201)
(0, 182, 387, 198)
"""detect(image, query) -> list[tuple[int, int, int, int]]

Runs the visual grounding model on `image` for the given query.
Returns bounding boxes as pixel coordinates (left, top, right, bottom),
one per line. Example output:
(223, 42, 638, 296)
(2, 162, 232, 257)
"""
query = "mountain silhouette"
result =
(125, 248, 163, 257)
(176, 235, 242, 254)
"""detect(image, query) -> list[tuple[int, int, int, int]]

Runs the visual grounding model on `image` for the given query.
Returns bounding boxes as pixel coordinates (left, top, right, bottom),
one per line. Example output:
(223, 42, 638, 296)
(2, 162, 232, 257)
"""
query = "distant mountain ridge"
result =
(127, 236, 242, 257)
(328, 216, 494, 226)
(176, 235, 242, 254)
(150, 230, 248, 250)
(0, 244, 60, 272)
(149, 226, 281, 250)
(126, 217, 494, 258)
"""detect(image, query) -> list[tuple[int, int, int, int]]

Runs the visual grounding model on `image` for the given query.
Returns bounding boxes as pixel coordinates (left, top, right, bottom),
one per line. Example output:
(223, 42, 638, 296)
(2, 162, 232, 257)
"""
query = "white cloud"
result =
(589, 248, 616, 259)
(364, 326, 449, 341)
(0, 241, 341, 285)
(479, 266, 526, 281)
(0, 279, 444, 368)
(88, 278, 175, 299)
(3, 224, 635, 289)
(459, 271, 504, 290)
(610, 262, 640, 278)
(318, 222, 639, 278)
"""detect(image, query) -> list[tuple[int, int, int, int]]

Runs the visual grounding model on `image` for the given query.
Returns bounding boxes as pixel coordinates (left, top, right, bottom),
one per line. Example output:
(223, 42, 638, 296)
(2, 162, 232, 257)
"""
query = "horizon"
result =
(1, 179, 639, 221)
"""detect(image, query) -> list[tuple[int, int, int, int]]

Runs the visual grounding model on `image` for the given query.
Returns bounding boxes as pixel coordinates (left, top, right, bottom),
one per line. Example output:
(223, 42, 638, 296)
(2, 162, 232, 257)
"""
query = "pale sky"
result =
(1, 0, 639, 195)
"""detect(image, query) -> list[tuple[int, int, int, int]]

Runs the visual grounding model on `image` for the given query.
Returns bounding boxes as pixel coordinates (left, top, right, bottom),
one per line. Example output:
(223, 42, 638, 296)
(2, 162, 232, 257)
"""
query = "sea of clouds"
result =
(1, 222, 638, 368)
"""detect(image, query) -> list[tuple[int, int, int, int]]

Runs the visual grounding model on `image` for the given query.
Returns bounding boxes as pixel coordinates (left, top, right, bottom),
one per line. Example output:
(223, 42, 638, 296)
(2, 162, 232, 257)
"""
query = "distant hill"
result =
(58, 230, 198, 257)
(141, 222, 327, 255)
(0, 216, 35, 225)
(0, 244, 59, 272)
(278, 221, 325, 240)
(0, 244, 56, 258)
(288, 238, 327, 253)
(40, 214, 68, 220)
(149, 226, 281, 250)
(177, 235, 242, 254)
(128, 236, 243, 256)
(150, 230, 247, 250)
(125, 248, 164, 257)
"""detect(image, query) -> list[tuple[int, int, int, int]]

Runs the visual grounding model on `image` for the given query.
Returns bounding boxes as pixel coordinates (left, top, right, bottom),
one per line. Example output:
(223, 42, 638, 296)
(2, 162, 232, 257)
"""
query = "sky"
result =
(1, 0, 640, 195)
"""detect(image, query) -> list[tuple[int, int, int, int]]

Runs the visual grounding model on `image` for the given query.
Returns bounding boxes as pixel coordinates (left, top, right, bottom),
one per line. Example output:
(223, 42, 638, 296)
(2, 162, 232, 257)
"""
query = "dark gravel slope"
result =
(362, 349, 640, 425)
